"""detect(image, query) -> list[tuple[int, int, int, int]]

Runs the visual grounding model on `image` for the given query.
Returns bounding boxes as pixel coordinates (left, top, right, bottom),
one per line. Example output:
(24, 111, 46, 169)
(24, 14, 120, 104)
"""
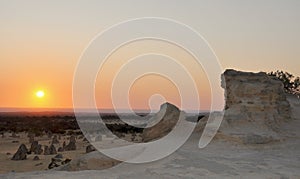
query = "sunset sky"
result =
(1, 0, 299, 111)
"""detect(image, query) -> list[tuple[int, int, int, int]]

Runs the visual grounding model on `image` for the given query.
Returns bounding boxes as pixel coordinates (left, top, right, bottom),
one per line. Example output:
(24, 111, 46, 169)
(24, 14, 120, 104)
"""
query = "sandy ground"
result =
(1, 129, 299, 178)
(0, 132, 142, 174)
(0, 132, 89, 174)
(0, 117, 299, 178)
(0, 95, 299, 178)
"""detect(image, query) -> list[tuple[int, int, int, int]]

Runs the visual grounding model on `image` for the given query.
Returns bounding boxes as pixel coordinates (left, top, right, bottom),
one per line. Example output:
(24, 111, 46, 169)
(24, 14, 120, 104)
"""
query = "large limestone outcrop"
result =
(286, 93, 300, 120)
(220, 69, 291, 144)
(142, 103, 183, 142)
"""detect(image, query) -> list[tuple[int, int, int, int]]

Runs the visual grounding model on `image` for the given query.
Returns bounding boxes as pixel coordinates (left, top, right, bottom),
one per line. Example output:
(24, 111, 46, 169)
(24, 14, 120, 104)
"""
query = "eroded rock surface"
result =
(64, 136, 76, 151)
(48, 157, 71, 169)
(51, 135, 59, 145)
(86, 145, 96, 153)
(142, 103, 183, 142)
(11, 144, 28, 160)
(44, 145, 50, 155)
(220, 69, 291, 143)
(30, 141, 43, 155)
(33, 156, 40, 161)
(49, 144, 57, 155)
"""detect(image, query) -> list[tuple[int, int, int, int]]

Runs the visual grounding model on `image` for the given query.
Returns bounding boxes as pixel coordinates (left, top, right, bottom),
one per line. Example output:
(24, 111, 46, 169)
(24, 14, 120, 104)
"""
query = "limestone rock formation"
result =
(47, 131, 53, 139)
(54, 154, 63, 159)
(30, 141, 43, 154)
(11, 132, 18, 138)
(70, 136, 76, 143)
(11, 144, 28, 160)
(49, 144, 57, 155)
(30, 141, 38, 151)
(36, 144, 43, 155)
(44, 145, 56, 155)
(44, 145, 50, 155)
(33, 156, 40, 161)
(86, 145, 96, 153)
(193, 115, 209, 133)
(51, 135, 59, 145)
(64, 136, 76, 151)
(286, 93, 300, 120)
(220, 69, 291, 143)
(57, 147, 64, 152)
(28, 134, 35, 144)
(142, 103, 183, 142)
(48, 157, 71, 169)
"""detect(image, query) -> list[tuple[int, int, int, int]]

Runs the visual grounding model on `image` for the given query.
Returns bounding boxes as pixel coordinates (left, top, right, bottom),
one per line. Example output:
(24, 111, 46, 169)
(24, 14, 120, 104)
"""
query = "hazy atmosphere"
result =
(0, 1, 300, 178)
(1, 0, 299, 110)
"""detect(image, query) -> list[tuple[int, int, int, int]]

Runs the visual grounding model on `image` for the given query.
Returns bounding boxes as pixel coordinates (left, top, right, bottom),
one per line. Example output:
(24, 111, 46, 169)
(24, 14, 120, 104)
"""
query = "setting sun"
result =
(36, 90, 45, 98)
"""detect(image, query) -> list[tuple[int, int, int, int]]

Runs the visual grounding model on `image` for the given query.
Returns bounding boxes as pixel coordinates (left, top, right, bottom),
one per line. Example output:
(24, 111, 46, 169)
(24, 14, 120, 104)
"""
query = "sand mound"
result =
(57, 151, 121, 171)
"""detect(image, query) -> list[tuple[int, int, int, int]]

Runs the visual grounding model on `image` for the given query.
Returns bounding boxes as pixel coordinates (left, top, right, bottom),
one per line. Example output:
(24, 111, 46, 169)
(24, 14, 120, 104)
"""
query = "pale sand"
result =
(0, 95, 299, 178)
(1, 127, 299, 178)
(0, 132, 141, 174)
(0, 132, 89, 174)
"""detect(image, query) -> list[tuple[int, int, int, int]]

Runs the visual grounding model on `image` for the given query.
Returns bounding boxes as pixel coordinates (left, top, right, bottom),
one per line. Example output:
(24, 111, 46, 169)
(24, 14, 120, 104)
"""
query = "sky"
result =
(0, 0, 299, 111)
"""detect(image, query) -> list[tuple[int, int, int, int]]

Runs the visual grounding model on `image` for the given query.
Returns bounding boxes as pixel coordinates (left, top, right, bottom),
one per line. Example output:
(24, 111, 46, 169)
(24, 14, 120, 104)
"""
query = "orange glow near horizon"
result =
(0, 40, 216, 111)
(1, 1, 300, 111)
(95, 40, 214, 111)
(128, 74, 181, 110)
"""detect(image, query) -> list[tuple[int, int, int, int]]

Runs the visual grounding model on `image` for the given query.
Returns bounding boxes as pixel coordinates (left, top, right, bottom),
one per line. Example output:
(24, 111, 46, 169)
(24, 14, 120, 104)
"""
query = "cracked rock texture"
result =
(220, 69, 291, 143)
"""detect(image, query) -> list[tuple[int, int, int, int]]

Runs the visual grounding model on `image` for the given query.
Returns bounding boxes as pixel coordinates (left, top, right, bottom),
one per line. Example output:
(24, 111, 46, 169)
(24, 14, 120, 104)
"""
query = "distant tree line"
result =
(268, 70, 300, 97)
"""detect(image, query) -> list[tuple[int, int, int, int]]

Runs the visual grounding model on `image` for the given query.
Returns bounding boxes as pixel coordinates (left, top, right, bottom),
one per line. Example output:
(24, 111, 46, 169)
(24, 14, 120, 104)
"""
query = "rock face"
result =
(11, 144, 28, 160)
(142, 103, 182, 142)
(221, 69, 291, 143)
(286, 94, 300, 120)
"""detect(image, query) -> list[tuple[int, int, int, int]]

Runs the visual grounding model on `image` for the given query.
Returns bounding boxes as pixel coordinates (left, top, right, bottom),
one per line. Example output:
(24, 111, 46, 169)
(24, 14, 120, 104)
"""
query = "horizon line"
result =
(0, 107, 211, 113)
